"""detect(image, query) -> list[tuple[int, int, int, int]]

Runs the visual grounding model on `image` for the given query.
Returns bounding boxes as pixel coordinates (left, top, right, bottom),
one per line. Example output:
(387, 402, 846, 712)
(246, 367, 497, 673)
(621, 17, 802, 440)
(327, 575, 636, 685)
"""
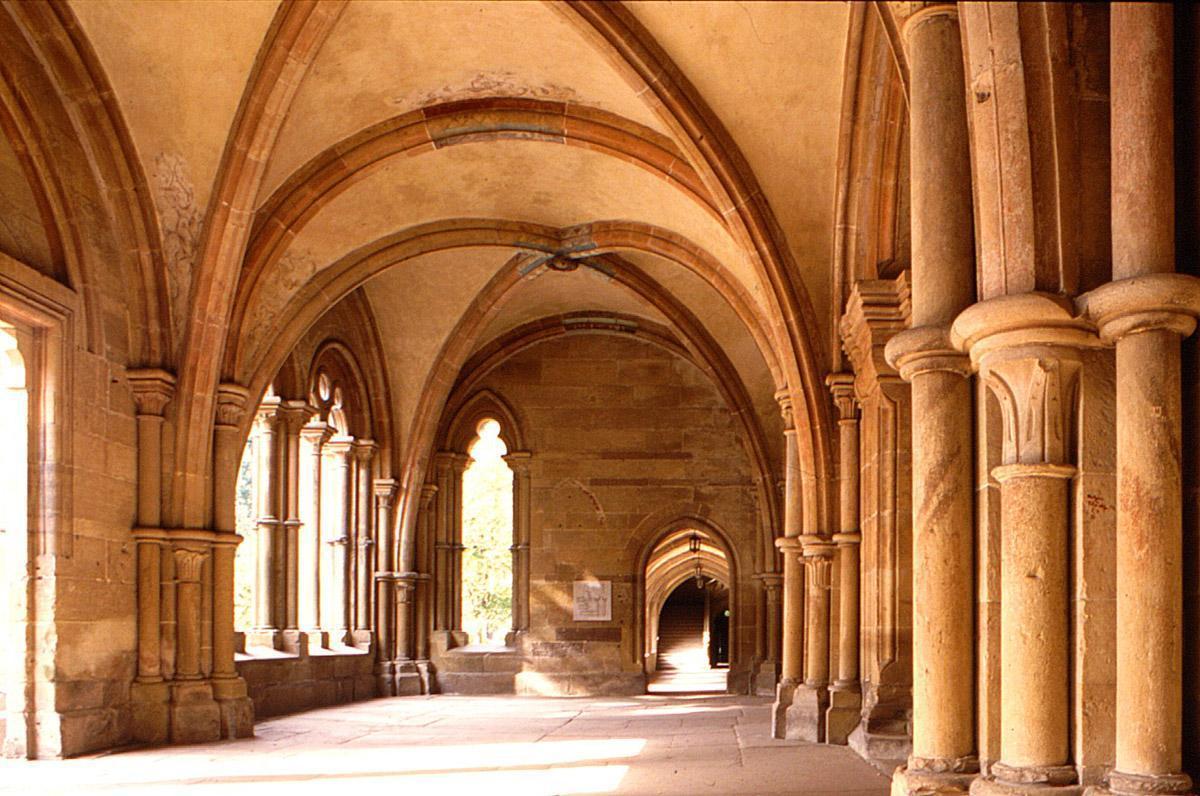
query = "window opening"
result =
(461, 418, 512, 646)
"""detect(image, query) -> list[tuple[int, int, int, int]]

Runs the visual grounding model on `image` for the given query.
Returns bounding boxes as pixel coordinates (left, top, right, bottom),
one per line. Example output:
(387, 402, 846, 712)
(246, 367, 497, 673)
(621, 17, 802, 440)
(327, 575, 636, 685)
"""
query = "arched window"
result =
(461, 418, 513, 646)
(0, 322, 27, 753)
(232, 352, 378, 654)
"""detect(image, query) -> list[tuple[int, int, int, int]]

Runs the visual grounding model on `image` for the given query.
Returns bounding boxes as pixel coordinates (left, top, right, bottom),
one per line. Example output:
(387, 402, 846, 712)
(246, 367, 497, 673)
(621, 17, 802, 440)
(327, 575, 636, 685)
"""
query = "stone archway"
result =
(639, 524, 737, 694)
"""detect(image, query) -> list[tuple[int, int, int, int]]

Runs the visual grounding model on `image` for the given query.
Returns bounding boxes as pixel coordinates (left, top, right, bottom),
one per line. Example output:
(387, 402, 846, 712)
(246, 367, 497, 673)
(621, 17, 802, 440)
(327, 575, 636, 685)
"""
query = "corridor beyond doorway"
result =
(0, 695, 890, 795)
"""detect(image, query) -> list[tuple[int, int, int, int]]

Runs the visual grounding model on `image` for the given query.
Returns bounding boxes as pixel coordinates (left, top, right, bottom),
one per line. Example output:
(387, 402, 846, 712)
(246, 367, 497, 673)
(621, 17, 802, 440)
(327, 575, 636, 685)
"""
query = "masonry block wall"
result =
(469, 333, 761, 695)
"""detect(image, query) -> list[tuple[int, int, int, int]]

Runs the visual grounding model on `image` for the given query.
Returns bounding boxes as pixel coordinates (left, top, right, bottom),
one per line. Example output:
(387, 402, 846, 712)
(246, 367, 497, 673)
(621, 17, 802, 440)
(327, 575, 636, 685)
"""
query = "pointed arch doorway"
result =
(642, 526, 733, 694)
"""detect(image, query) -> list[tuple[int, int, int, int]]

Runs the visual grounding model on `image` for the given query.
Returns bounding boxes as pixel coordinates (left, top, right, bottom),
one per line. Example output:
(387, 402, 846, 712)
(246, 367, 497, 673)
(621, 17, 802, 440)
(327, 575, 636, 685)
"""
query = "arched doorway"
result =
(643, 526, 733, 694)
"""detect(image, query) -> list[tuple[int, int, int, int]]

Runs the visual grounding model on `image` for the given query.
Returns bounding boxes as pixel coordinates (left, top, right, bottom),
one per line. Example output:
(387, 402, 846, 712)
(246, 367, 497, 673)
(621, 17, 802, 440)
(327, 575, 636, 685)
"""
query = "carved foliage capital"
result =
(128, 368, 176, 417)
(774, 388, 795, 431)
(825, 372, 858, 421)
(804, 554, 834, 590)
(277, 400, 316, 434)
(215, 383, 250, 427)
(374, 478, 398, 507)
(983, 352, 1081, 467)
(352, 438, 378, 463)
(173, 547, 207, 582)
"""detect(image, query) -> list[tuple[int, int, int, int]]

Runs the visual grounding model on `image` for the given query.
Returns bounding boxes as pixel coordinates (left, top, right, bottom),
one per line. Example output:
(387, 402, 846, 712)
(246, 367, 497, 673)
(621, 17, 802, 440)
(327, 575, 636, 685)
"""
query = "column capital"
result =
(754, 572, 783, 590)
(1078, 273, 1200, 344)
(884, 326, 971, 381)
(173, 547, 207, 583)
(900, 1, 960, 40)
(832, 532, 862, 546)
(419, 482, 438, 510)
(503, 450, 533, 472)
(215, 382, 250, 427)
(775, 536, 804, 554)
(774, 388, 796, 431)
(803, 554, 833, 590)
(277, 400, 316, 434)
(374, 478, 398, 505)
(255, 396, 283, 429)
(839, 273, 911, 394)
(300, 420, 334, 448)
(127, 368, 176, 417)
(351, 438, 378, 462)
(825, 372, 858, 421)
(323, 436, 355, 459)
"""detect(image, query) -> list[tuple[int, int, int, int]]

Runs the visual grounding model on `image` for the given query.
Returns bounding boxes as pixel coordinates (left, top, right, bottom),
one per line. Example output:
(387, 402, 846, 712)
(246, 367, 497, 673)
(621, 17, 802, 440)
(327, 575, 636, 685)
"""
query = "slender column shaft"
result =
(1100, 6, 1193, 794)
(279, 404, 311, 632)
(416, 483, 437, 661)
(211, 384, 249, 681)
(324, 440, 354, 637)
(506, 452, 532, 633)
(354, 442, 376, 632)
(883, 4, 977, 785)
(433, 454, 454, 631)
(136, 540, 163, 681)
(802, 550, 833, 687)
(129, 372, 174, 685)
(996, 467, 1072, 770)
(763, 576, 782, 664)
(375, 480, 398, 663)
(828, 375, 861, 687)
(174, 548, 207, 680)
(450, 455, 467, 631)
(253, 405, 281, 630)
(299, 424, 330, 630)
(778, 407, 804, 683)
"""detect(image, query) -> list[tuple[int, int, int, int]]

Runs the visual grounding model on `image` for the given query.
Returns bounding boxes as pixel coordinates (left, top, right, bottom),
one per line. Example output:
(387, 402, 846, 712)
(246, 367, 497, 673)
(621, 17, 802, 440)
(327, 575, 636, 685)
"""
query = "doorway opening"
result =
(0, 322, 28, 756)
(643, 526, 731, 694)
(461, 418, 513, 646)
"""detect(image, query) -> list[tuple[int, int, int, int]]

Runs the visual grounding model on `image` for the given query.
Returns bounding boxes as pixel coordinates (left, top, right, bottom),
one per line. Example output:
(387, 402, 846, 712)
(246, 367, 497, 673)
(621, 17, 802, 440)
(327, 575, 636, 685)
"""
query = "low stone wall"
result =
(236, 647, 377, 719)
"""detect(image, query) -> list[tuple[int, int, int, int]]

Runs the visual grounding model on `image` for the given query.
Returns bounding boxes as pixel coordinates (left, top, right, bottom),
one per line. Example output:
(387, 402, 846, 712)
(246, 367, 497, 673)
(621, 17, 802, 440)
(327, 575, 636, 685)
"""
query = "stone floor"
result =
(0, 695, 892, 795)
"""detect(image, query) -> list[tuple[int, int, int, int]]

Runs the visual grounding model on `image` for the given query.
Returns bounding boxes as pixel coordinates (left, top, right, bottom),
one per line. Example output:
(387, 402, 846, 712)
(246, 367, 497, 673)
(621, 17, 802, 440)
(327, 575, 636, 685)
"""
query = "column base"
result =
(130, 680, 170, 744)
(212, 676, 254, 739)
(781, 683, 828, 742)
(244, 629, 283, 650)
(302, 629, 329, 650)
(1083, 770, 1193, 796)
(375, 662, 397, 697)
(892, 756, 979, 795)
(771, 679, 799, 739)
(825, 683, 861, 745)
(393, 660, 423, 696)
(280, 629, 307, 655)
(970, 763, 1082, 796)
(754, 658, 780, 696)
(167, 680, 222, 745)
(416, 660, 434, 694)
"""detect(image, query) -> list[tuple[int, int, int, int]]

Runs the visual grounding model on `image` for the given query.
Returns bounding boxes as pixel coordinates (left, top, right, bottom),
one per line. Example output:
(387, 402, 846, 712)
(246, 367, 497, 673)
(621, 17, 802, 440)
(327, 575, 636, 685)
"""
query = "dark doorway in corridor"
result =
(655, 579, 730, 687)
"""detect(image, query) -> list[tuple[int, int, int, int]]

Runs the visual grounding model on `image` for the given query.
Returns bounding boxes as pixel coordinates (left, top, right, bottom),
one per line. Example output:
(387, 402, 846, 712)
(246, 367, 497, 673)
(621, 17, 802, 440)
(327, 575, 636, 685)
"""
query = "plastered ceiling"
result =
(22, 0, 852, 470)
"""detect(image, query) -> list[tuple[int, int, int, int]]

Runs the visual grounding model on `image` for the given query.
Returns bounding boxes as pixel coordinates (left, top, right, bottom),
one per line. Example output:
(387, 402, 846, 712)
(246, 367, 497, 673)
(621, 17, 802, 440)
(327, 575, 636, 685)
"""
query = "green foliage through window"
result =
(461, 419, 513, 646)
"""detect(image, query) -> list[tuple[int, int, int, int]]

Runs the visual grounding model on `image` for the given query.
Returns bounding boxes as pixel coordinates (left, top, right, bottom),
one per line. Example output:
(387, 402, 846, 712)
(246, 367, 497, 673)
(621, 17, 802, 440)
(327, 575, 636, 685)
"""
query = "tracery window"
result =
(461, 418, 513, 645)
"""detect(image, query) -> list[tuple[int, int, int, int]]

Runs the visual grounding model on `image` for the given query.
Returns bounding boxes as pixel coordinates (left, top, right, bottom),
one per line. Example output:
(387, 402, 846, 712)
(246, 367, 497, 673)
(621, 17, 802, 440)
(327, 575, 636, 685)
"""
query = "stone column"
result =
(352, 440, 377, 645)
(756, 572, 782, 692)
(449, 454, 468, 633)
(772, 389, 806, 738)
(784, 539, 833, 743)
(882, 3, 978, 790)
(211, 383, 253, 738)
(251, 400, 283, 644)
(1076, 6, 1200, 793)
(277, 401, 312, 651)
(128, 369, 174, 744)
(374, 479, 398, 682)
(173, 548, 207, 681)
(505, 451, 532, 641)
(299, 421, 332, 645)
(432, 452, 454, 636)
(324, 437, 354, 643)
(826, 373, 861, 745)
(952, 296, 1095, 795)
(415, 482, 437, 688)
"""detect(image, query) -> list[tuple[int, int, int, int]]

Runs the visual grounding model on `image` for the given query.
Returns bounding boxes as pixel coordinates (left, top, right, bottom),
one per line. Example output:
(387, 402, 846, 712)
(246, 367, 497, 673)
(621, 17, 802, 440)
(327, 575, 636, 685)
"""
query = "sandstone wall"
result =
(466, 333, 762, 695)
